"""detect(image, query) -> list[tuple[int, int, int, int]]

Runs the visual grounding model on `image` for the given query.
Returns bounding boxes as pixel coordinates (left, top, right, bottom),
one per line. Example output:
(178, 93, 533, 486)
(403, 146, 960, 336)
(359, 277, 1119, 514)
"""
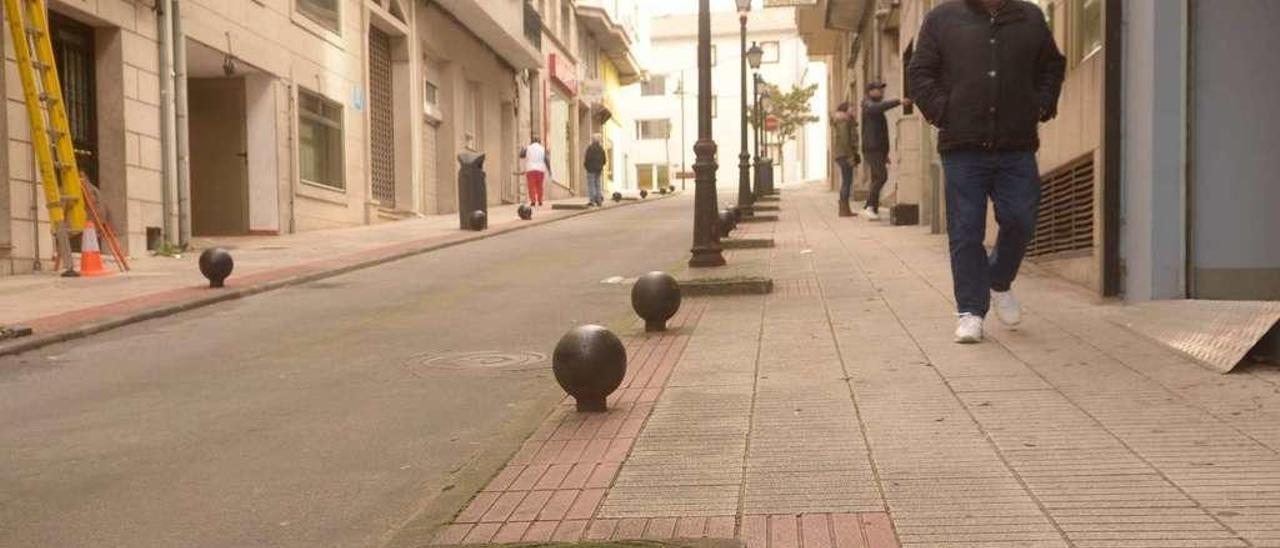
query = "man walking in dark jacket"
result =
(908, 0, 1065, 343)
(584, 134, 607, 206)
(860, 82, 910, 220)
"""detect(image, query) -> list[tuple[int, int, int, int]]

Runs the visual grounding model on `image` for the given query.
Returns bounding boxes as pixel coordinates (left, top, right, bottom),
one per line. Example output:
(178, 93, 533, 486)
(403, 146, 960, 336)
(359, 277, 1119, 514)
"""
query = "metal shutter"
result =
(369, 28, 396, 207)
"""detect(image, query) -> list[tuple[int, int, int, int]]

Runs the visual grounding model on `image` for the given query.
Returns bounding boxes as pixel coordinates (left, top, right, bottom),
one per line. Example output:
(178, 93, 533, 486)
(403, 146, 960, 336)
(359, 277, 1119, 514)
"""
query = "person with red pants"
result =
(523, 136, 549, 206)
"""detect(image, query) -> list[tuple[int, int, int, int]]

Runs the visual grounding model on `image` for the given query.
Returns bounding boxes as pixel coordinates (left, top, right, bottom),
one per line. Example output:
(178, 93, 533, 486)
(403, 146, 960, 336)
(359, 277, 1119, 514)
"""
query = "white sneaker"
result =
(863, 207, 880, 220)
(992, 290, 1022, 327)
(954, 313, 984, 344)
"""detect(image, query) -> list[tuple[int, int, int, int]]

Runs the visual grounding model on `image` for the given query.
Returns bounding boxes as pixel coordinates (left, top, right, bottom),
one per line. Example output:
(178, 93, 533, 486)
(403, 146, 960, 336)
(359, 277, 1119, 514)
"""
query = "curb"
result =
(720, 238, 775, 250)
(740, 214, 779, 224)
(0, 194, 676, 358)
(679, 276, 774, 296)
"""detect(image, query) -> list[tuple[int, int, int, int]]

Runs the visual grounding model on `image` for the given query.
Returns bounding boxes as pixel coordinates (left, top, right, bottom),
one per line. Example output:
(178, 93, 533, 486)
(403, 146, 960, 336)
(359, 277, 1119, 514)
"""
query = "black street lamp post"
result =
(747, 43, 764, 198)
(735, 0, 755, 218)
(689, 0, 725, 268)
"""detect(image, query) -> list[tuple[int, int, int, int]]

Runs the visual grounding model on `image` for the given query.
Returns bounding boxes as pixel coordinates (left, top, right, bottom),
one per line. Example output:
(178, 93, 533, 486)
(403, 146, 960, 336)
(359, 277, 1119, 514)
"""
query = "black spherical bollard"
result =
(640, 189, 649, 199)
(612, 191, 623, 202)
(518, 204, 533, 220)
(469, 210, 487, 231)
(198, 248, 234, 288)
(553, 325, 627, 412)
(631, 271, 682, 332)
(659, 187, 669, 195)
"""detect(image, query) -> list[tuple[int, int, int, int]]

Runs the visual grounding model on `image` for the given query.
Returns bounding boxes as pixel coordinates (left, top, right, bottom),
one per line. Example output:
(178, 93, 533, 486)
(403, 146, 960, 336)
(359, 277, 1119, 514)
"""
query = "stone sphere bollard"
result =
(518, 204, 533, 220)
(659, 187, 669, 195)
(718, 208, 736, 236)
(612, 191, 623, 202)
(553, 325, 627, 412)
(631, 271, 682, 332)
(640, 189, 649, 199)
(469, 210, 487, 231)
(198, 248, 234, 288)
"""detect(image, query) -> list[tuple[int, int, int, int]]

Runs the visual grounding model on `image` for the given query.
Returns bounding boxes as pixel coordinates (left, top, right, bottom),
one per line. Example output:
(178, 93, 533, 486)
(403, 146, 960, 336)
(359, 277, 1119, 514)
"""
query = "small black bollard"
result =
(659, 187, 669, 195)
(718, 208, 736, 236)
(552, 325, 627, 412)
(612, 191, 623, 203)
(469, 210, 488, 231)
(457, 152, 488, 230)
(631, 272, 682, 332)
(640, 189, 648, 199)
(518, 204, 533, 220)
(199, 248, 234, 288)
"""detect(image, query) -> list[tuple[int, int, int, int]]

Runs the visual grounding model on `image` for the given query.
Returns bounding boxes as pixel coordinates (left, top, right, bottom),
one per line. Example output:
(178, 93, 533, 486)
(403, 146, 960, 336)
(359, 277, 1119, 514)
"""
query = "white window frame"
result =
(298, 88, 346, 191)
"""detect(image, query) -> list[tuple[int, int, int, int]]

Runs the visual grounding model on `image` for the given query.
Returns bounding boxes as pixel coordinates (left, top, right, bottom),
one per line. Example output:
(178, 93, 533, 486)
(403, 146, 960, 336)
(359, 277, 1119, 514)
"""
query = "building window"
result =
(642, 75, 666, 96)
(760, 41, 780, 64)
(635, 164, 670, 189)
(423, 59, 442, 123)
(1071, 0, 1102, 64)
(298, 88, 344, 189)
(636, 119, 670, 140)
(560, 1, 572, 42)
(464, 81, 483, 150)
(298, 0, 340, 32)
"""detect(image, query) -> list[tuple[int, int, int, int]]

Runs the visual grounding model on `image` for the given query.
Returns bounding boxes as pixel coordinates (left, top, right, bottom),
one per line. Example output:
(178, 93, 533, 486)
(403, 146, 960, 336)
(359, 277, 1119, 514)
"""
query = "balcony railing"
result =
(523, 1, 542, 49)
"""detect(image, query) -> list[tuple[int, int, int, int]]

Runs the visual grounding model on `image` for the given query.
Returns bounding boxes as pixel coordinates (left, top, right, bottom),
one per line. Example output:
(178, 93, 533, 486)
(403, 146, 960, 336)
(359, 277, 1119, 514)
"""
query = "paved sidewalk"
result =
(0, 196, 663, 355)
(431, 182, 1280, 548)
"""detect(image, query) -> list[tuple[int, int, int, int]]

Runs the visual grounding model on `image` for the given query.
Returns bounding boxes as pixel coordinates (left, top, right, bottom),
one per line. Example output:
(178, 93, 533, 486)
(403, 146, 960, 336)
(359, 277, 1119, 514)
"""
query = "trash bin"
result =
(759, 158, 774, 195)
(457, 152, 487, 230)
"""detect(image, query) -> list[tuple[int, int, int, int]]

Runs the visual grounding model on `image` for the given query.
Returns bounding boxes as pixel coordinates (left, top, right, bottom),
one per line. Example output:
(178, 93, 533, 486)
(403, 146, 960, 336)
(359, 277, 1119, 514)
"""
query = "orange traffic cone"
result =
(79, 221, 111, 277)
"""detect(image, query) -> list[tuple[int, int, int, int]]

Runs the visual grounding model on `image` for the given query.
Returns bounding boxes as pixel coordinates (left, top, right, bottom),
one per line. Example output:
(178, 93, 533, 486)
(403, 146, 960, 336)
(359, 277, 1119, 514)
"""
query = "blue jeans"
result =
(836, 157, 854, 203)
(587, 172, 603, 205)
(942, 150, 1041, 317)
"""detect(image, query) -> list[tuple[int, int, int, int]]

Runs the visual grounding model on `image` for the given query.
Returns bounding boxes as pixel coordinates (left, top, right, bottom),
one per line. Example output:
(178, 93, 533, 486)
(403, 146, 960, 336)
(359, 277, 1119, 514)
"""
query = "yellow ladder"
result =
(4, 0, 86, 274)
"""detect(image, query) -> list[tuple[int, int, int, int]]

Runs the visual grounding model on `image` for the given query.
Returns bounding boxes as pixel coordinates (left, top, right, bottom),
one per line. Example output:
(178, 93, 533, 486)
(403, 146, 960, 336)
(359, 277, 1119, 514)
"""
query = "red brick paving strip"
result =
(432, 301, 902, 548)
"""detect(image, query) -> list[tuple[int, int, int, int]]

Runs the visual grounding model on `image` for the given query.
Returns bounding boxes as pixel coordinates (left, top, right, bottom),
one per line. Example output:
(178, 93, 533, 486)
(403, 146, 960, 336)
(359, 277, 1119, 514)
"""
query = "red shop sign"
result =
(549, 53, 578, 96)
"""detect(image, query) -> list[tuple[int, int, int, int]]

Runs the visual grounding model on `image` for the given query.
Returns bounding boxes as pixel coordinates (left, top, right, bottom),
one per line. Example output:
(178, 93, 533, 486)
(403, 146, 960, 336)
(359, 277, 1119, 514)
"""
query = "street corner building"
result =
(794, 0, 1280, 309)
(0, 0, 650, 276)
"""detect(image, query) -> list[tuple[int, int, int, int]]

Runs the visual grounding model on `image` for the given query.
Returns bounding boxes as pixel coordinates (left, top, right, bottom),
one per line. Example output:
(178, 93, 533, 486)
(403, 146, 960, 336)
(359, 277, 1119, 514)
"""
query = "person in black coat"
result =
(583, 134, 607, 206)
(860, 82, 910, 220)
(907, 0, 1065, 344)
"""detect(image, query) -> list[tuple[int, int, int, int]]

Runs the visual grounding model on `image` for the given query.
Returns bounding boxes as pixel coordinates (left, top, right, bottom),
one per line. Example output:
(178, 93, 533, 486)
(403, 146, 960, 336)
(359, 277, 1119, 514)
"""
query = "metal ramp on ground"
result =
(1108, 300, 1280, 374)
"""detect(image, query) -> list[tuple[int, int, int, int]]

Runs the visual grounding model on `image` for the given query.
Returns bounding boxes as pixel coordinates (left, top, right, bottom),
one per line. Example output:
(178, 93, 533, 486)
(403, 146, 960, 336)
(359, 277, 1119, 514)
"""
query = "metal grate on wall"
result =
(369, 27, 396, 207)
(1028, 154, 1095, 258)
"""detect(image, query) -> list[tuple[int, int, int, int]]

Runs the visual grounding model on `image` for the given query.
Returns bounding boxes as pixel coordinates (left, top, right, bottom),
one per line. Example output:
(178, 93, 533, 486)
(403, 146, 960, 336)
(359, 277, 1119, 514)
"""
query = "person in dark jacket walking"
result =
(908, 0, 1065, 344)
(584, 134, 607, 206)
(860, 82, 911, 220)
(831, 102, 860, 217)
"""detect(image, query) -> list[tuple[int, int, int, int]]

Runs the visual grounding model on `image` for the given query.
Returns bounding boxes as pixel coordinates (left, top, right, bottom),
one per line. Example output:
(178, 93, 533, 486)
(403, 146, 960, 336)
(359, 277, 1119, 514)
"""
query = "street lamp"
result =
(689, 0, 725, 267)
(735, 1, 754, 218)
(747, 42, 764, 198)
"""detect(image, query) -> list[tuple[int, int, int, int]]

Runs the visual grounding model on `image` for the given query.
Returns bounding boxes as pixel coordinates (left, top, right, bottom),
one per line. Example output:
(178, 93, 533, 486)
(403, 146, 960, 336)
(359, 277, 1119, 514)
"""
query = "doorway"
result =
(189, 78, 249, 236)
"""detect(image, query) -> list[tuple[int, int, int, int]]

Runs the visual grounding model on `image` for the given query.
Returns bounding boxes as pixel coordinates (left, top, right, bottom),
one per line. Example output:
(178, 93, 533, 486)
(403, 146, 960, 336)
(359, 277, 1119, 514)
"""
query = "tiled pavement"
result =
(433, 183, 1280, 548)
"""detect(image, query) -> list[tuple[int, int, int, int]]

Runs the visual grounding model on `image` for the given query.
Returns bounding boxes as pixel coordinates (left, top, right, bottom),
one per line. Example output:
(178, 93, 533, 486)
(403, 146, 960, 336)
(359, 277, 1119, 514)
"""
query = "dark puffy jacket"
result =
(907, 0, 1066, 153)
(861, 98, 902, 153)
(584, 143, 607, 174)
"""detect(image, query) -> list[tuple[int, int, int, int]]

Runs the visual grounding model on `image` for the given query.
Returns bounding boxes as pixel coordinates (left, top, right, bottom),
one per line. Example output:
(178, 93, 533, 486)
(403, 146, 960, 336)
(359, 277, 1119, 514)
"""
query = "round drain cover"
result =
(405, 350, 548, 371)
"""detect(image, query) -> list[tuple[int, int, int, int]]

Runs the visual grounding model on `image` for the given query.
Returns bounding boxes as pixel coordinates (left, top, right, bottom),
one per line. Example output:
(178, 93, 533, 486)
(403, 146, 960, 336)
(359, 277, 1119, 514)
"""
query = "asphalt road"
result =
(0, 196, 693, 548)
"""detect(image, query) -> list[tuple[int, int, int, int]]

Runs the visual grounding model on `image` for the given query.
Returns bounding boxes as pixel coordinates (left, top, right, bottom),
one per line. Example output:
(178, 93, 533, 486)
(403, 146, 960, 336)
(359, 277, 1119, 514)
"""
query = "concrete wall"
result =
(1187, 1, 1280, 300)
(419, 2, 519, 214)
(3, 1, 161, 274)
(1120, 0, 1188, 302)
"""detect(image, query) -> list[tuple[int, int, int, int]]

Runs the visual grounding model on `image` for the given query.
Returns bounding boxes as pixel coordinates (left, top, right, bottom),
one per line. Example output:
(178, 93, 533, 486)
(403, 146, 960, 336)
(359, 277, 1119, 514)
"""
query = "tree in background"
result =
(750, 83, 820, 184)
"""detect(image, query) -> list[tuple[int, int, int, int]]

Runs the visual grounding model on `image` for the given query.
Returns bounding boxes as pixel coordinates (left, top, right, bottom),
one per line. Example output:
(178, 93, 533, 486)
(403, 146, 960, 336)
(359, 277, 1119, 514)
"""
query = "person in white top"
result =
(523, 137, 549, 206)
